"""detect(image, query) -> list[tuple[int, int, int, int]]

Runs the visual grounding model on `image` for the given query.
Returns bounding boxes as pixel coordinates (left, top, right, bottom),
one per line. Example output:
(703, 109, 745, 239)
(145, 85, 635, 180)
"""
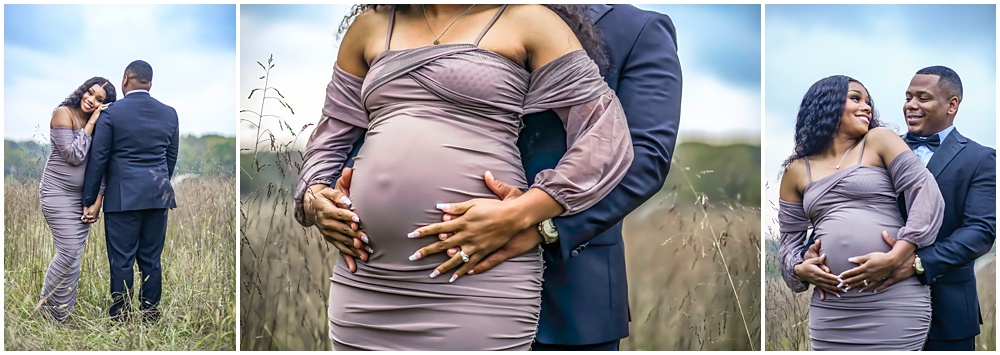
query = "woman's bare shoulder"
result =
(50, 106, 73, 128)
(780, 158, 807, 203)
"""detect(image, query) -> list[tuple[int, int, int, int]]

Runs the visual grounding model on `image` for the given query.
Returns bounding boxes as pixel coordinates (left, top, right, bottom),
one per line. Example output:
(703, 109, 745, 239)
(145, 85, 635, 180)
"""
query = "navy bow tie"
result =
(904, 132, 941, 152)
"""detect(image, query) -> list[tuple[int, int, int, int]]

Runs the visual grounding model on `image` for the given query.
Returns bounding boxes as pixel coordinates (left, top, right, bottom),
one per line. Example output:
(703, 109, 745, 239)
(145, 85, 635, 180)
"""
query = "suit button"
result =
(571, 250, 579, 257)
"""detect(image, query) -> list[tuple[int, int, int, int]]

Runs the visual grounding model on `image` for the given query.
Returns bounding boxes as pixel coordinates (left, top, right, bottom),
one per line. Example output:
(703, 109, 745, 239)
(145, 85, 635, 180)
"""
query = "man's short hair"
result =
(125, 60, 153, 84)
(916, 65, 963, 102)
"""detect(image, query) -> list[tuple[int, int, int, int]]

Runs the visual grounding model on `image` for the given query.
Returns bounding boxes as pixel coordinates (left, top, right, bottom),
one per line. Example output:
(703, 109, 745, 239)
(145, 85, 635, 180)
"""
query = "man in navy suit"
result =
(307, 4, 681, 351)
(803, 66, 995, 351)
(82, 60, 180, 323)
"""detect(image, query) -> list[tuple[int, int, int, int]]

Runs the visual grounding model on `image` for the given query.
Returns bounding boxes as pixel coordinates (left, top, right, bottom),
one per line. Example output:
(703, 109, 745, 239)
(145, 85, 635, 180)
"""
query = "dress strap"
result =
(385, 5, 397, 51)
(473, 5, 507, 46)
(857, 133, 869, 164)
(804, 156, 813, 183)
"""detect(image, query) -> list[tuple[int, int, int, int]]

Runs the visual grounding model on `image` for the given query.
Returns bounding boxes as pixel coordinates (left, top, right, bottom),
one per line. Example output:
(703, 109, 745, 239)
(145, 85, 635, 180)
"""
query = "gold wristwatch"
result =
(538, 219, 559, 244)
(913, 254, 924, 275)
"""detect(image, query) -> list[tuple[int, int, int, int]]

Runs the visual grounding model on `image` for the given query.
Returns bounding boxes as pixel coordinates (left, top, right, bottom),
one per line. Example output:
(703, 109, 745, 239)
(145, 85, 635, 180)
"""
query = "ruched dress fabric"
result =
(38, 127, 104, 322)
(778, 146, 945, 351)
(293, 6, 633, 351)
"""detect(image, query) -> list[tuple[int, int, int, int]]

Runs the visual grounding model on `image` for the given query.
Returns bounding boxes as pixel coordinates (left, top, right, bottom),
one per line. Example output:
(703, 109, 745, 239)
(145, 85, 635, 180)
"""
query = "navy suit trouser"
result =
(104, 208, 168, 316)
(532, 339, 620, 351)
(924, 336, 976, 351)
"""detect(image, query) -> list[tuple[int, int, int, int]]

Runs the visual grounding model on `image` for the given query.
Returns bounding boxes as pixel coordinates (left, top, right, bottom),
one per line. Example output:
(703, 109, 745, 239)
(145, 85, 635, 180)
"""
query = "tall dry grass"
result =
(4, 177, 236, 350)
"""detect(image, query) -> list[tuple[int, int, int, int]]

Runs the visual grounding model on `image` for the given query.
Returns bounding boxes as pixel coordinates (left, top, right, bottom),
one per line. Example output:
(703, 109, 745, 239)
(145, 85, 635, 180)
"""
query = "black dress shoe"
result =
(139, 306, 161, 324)
(109, 306, 131, 323)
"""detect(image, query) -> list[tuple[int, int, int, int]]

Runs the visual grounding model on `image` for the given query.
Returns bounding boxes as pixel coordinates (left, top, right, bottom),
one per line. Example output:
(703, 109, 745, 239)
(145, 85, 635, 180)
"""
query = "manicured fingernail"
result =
(449, 274, 458, 283)
(362, 235, 370, 244)
(837, 282, 844, 288)
(429, 270, 440, 278)
(844, 286, 851, 291)
(408, 252, 421, 261)
(351, 215, 360, 223)
(366, 246, 374, 253)
(407, 231, 420, 238)
(835, 293, 841, 298)
(340, 196, 352, 205)
(436, 203, 450, 210)
(848, 257, 857, 263)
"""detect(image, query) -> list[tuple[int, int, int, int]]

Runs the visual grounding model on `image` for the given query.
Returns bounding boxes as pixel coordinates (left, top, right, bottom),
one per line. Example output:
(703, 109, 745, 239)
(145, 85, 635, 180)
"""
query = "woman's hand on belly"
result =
(405, 172, 549, 282)
(304, 182, 370, 272)
(793, 253, 842, 298)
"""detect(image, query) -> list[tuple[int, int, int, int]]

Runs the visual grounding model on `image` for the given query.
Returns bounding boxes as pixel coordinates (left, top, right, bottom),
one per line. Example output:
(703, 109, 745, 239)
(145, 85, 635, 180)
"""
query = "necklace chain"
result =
(827, 140, 861, 169)
(422, 5, 476, 45)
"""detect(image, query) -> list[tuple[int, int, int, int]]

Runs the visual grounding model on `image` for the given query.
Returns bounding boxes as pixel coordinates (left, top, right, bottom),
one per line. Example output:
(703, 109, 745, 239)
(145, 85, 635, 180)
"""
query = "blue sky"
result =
(239, 5, 761, 149)
(763, 5, 996, 229)
(4, 4, 237, 141)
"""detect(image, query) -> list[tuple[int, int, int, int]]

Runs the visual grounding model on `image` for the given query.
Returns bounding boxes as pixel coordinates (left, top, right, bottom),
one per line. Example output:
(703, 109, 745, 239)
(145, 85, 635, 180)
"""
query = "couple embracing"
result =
(293, 4, 681, 351)
(38, 60, 179, 324)
(778, 66, 996, 351)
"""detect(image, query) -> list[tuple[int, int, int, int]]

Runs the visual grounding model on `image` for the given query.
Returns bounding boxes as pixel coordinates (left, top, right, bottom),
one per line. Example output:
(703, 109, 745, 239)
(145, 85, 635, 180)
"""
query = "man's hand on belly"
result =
(840, 231, 916, 292)
(873, 232, 917, 293)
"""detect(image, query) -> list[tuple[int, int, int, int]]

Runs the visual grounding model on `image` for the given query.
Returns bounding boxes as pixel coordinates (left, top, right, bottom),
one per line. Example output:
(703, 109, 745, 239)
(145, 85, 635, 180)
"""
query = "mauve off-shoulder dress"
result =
(778, 139, 945, 351)
(38, 126, 104, 322)
(293, 6, 633, 351)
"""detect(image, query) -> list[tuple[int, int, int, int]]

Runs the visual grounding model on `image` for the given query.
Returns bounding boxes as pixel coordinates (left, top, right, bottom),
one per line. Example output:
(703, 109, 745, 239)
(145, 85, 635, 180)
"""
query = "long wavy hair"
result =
(56, 76, 118, 113)
(782, 75, 882, 169)
(337, 4, 608, 71)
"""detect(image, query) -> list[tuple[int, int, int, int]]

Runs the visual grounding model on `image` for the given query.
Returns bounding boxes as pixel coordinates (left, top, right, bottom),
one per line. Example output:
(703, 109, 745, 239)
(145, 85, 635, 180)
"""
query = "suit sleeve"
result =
(82, 108, 114, 206)
(167, 110, 179, 179)
(547, 13, 681, 261)
(917, 150, 996, 284)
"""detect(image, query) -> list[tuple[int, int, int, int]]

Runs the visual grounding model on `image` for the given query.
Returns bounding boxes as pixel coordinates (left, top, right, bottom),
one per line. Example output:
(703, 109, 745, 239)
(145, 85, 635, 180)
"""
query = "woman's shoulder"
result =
(50, 106, 73, 128)
(865, 126, 901, 141)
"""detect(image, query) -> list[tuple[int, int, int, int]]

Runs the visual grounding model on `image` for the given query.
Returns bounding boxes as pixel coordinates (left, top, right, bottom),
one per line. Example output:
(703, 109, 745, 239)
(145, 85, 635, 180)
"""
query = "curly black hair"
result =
(782, 75, 882, 169)
(56, 76, 118, 113)
(337, 4, 608, 72)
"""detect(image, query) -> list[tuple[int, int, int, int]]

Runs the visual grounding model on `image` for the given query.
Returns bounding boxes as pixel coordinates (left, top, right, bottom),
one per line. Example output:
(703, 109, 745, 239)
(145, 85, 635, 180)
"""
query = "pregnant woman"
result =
(39, 77, 116, 322)
(293, 4, 632, 350)
(777, 75, 945, 350)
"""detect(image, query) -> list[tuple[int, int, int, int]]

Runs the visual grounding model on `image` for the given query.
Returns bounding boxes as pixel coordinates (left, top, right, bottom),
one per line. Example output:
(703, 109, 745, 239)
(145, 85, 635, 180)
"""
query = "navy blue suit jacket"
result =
(910, 129, 996, 341)
(341, 4, 681, 346)
(82, 91, 179, 212)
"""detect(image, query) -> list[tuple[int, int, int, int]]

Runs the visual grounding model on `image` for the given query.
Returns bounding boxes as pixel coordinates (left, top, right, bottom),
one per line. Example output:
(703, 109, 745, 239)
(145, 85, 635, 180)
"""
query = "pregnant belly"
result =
(350, 117, 527, 270)
(815, 212, 902, 276)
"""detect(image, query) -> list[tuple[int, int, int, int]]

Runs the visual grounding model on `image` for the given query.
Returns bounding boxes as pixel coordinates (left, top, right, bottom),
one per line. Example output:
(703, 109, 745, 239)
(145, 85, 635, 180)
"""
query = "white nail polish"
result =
(408, 252, 421, 261)
(449, 274, 458, 283)
(436, 203, 450, 210)
(352, 215, 360, 223)
(361, 235, 370, 244)
(429, 270, 440, 278)
(848, 257, 856, 263)
(407, 231, 420, 238)
(340, 196, 352, 205)
(367, 247, 374, 253)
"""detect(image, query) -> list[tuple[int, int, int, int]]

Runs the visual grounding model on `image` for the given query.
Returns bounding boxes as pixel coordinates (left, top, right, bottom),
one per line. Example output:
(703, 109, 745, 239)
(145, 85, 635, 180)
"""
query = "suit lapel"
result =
(588, 4, 612, 24)
(925, 129, 968, 178)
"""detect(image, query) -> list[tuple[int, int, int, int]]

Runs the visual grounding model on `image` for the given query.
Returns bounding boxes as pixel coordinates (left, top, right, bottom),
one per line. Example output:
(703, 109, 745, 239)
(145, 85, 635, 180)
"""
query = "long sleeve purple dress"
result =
(778, 137, 944, 350)
(292, 5, 633, 351)
(38, 126, 104, 322)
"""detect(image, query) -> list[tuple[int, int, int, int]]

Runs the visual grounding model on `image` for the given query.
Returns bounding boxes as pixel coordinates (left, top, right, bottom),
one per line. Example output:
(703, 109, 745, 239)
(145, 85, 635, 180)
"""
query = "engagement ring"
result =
(459, 250, 471, 263)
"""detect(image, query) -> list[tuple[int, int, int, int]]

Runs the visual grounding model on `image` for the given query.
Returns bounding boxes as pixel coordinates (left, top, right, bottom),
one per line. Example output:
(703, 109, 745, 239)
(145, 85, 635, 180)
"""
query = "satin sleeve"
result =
(293, 63, 367, 227)
(522, 51, 634, 216)
(778, 199, 811, 293)
(887, 151, 944, 248)
(50, 127, 92, 167)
